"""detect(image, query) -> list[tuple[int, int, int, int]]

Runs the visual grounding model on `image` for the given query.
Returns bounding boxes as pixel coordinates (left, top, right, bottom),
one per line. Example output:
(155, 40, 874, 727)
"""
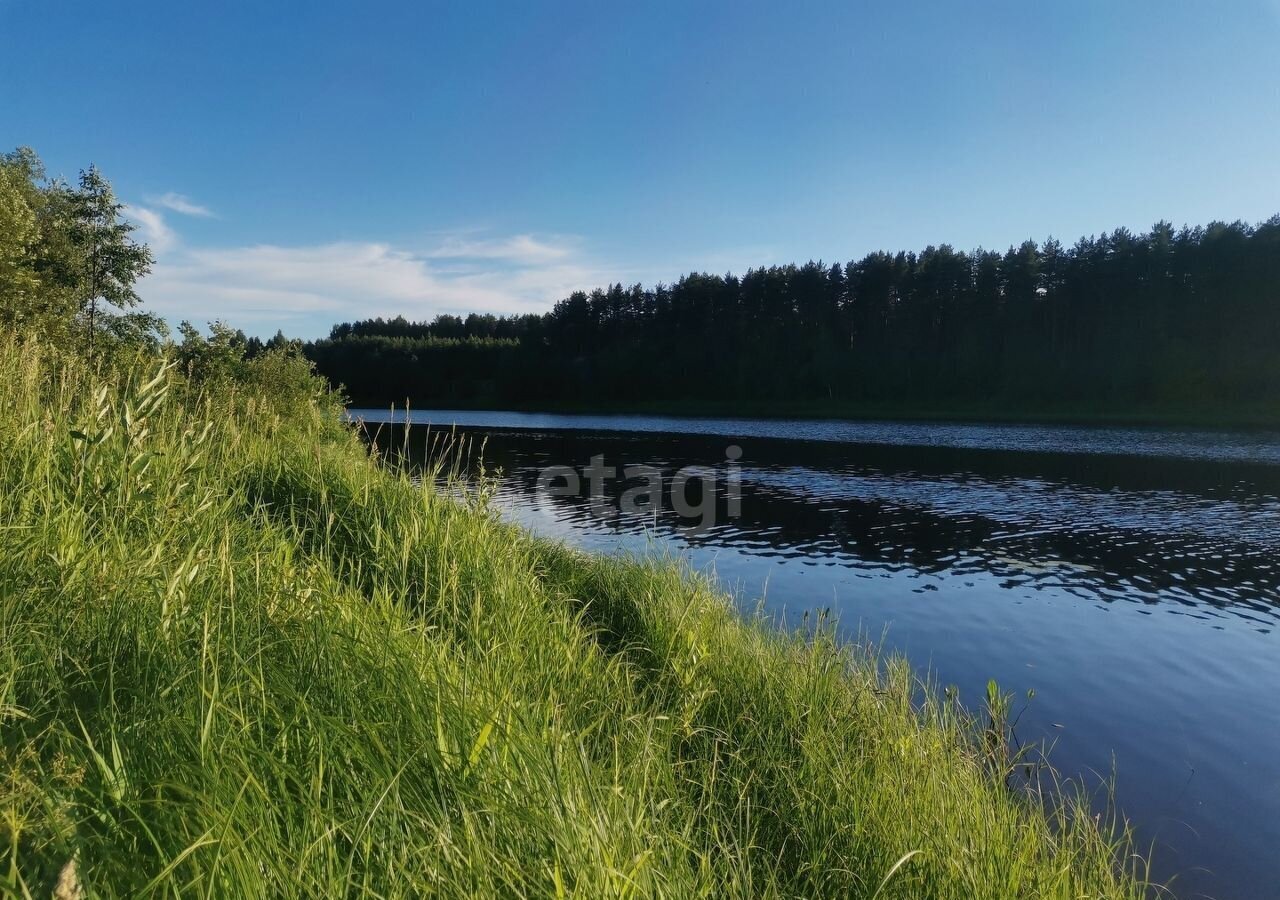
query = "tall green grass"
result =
(0, 340, 1149, 897)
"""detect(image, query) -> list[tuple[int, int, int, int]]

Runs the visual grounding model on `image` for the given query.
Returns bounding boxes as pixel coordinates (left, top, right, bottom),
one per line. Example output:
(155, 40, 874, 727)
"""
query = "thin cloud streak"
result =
(425, 234, 576, 265)
(149, 192, 215, 218)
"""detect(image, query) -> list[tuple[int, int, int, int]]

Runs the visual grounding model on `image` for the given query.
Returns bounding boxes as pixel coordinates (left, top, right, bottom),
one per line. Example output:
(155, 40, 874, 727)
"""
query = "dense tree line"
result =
(308, 217, 1280, 420)
(6, 142, 1271, 421)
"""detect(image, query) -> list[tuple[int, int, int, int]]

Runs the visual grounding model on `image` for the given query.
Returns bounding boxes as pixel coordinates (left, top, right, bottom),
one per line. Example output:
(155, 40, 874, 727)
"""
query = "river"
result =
(352, 408, 1280, 900)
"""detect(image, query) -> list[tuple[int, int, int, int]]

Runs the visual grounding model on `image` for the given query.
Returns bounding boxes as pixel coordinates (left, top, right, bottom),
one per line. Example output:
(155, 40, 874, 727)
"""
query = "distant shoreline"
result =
(342, 396, 1280, 431)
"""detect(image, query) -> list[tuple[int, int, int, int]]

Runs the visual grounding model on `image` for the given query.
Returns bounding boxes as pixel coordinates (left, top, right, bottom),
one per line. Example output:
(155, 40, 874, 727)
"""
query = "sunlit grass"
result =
(0, 339, 1149, 897)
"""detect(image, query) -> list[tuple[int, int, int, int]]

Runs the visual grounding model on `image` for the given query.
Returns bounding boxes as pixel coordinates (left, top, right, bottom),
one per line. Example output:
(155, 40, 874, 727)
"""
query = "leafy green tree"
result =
(67, 165, 153, 355)
(0, 153, 41, 327)
(1, 148, 158, 352)
(175, 320, 248, 388)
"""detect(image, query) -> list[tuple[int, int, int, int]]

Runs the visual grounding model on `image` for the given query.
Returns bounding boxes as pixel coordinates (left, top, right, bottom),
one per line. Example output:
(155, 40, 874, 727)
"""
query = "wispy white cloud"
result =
(148, 191, 215, 218)
(425, 233, 576, 265)
(125, 195, 777, 337)
(124, 205, 178, 253)
(130, 207, 623, 335)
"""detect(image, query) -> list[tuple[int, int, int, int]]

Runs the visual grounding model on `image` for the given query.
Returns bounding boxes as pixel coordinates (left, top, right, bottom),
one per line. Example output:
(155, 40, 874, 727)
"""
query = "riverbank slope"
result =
(0, 340, 1148, 897)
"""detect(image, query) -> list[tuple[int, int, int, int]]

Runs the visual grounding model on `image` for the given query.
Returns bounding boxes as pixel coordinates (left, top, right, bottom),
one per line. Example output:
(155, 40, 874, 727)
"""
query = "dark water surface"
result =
(353, 409, 1280, 900)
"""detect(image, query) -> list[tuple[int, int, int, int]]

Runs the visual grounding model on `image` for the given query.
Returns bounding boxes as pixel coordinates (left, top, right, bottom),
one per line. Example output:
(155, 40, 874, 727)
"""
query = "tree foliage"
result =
(0, 147, 330, 413)
(68, 165, 154, 353)
(0, 148, 157, 354)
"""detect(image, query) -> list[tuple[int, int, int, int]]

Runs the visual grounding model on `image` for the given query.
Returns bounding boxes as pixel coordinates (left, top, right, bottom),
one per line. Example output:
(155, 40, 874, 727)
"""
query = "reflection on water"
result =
(353, 409, 1280, 900)
(352, 407, 1280, 464)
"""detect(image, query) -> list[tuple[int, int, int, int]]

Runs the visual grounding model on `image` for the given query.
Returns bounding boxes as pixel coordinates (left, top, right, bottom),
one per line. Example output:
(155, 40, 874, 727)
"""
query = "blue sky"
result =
(4, 0, 1279, 337)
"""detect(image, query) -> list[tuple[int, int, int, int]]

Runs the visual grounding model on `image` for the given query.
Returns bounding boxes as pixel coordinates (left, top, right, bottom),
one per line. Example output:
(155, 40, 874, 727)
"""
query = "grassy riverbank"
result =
(0, 340, 1149, 897)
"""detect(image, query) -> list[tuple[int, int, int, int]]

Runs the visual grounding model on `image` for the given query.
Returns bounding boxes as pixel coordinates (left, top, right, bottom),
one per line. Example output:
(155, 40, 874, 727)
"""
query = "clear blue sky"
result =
(4, 0, 1279, 337)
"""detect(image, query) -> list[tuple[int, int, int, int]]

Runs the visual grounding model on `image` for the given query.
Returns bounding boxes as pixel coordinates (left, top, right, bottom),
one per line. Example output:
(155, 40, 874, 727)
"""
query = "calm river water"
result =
(352, 409, 1280, 900)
